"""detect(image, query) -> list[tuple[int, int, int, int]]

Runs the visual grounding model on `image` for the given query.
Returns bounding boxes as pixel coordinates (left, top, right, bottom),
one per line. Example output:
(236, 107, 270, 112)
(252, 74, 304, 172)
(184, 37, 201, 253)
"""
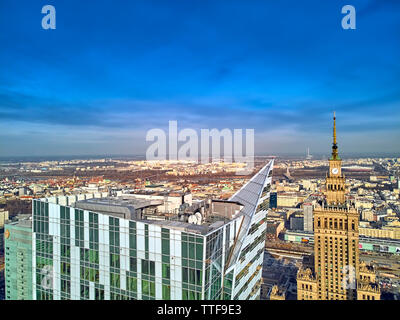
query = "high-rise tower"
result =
(326, 112, 346, 204)
(297, 113, 380, 300)
(32, 161, 274, 300)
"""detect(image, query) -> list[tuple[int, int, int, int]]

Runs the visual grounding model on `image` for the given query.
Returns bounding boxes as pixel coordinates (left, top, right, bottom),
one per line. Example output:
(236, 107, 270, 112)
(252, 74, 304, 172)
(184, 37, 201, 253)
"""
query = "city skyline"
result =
(2, 0, 400, 305)
(1, 115, 400, 301)
(1, 0, 400, 156)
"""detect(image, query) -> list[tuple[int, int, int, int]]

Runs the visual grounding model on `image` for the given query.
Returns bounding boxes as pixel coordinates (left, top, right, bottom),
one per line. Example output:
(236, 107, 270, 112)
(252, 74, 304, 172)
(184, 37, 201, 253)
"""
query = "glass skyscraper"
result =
(4, 219, 33, 300)
(32, 160, 273, 300)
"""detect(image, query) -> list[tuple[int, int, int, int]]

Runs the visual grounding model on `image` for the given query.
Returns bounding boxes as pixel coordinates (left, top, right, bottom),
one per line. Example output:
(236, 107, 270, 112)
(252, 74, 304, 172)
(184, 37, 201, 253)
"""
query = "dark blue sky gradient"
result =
(0, 0, 400, 156)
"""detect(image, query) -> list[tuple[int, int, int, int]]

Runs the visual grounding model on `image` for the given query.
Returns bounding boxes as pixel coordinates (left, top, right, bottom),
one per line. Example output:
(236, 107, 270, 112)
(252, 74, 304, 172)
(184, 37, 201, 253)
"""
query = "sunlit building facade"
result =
(297, 113, 380, 300)
(32, 160, 274, 300)
(4, 219, 33, 300)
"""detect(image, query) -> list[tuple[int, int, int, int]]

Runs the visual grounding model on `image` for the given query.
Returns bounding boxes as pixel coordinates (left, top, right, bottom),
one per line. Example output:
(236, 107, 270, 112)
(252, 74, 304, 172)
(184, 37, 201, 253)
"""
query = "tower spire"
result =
(333, 111, 337, 145)
(331, 111, 339, 160)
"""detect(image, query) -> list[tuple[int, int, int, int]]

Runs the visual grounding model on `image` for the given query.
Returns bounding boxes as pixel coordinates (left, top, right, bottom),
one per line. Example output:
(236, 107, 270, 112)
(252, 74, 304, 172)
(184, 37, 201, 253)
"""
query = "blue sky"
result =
(0, 0, 400, 157)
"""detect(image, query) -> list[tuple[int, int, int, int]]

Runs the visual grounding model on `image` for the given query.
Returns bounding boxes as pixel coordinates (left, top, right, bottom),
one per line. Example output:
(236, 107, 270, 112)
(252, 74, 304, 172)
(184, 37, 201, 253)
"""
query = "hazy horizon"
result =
(1, 151, 399, 163)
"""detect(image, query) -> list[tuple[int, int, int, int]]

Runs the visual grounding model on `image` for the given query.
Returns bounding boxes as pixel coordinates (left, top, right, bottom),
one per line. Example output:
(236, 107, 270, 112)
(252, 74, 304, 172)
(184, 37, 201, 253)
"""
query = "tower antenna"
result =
(331, 111, 339, 160)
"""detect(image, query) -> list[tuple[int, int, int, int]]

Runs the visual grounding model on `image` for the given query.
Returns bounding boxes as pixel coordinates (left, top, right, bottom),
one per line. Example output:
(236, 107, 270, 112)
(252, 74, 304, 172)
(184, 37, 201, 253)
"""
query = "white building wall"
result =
(119, 219, 129, 291)
(170, 229, 182, 299)
(32, 232, 37, 300)
(98, 213, 110, 299)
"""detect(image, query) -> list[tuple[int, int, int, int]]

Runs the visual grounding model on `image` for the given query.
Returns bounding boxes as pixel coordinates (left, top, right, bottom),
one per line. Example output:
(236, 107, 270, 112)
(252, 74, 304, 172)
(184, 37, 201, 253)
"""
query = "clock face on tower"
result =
(331, 168, 339, 175)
